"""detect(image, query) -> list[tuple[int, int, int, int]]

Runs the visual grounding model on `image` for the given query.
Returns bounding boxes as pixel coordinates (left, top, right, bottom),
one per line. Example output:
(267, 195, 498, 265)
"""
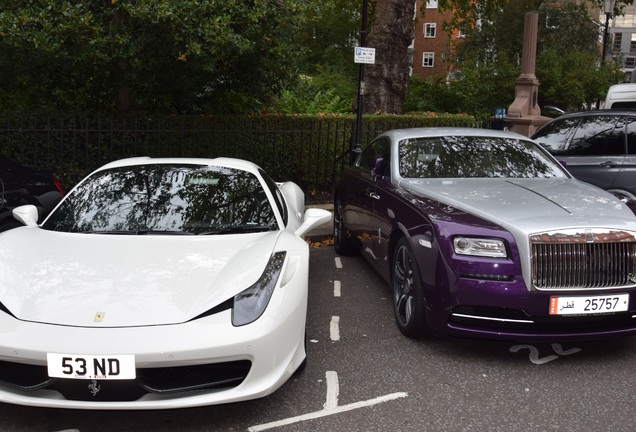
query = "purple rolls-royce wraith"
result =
(334, 128, 636, 342)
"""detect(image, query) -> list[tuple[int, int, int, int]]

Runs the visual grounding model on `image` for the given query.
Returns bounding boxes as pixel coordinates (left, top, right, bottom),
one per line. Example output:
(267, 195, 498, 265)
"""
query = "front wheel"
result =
(392, 237, 430, 338)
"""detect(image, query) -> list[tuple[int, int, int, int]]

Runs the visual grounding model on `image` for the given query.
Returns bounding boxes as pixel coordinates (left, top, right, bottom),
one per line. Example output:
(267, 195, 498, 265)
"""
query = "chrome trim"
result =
(530, 229, 636, 291)
(451, 313, 534, 324)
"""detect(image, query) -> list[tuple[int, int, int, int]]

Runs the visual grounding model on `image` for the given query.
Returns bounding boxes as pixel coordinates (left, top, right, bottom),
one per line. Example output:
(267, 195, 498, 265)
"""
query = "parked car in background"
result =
(531, 110, 636, 201)
(0, 157, 330, 409)
(604, 83, 636, 109)
(334, 127, 636, 342)
(0, 155, 64, 232)
(542, 105, 566, 118)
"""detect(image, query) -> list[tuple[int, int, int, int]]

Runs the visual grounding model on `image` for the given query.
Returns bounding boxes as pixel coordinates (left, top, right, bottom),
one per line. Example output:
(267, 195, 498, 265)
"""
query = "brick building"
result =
(411, 0, 462, 79)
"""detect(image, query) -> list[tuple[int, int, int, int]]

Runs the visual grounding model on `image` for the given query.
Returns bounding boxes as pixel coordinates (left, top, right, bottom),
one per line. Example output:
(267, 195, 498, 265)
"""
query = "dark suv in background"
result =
(531, 110, 636, 201)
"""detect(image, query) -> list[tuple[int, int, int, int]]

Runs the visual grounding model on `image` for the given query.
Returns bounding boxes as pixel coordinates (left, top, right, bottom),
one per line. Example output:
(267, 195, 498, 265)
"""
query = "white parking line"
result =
(330, 316, 340, 341)
(324, 371, 339, 410)
(248, 371, 408, 431)
(333, 280, 341, 297)
(335, 257, 343, 269)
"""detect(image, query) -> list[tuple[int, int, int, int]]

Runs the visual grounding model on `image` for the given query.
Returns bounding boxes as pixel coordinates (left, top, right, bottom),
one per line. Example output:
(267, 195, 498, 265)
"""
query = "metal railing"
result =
(0, 115, 478, 203)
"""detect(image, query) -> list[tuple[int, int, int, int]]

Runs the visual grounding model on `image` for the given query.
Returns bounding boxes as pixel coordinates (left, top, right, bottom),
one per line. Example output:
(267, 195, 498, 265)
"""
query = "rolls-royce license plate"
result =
(549, 294, 629, 315)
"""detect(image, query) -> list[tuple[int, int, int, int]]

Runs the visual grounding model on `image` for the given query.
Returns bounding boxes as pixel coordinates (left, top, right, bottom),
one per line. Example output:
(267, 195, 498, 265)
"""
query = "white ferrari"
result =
(0, 157, 330, 410)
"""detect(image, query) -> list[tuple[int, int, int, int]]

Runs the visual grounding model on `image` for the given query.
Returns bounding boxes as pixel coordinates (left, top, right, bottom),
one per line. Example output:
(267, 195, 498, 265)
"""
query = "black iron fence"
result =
(0, 114, 478, 203)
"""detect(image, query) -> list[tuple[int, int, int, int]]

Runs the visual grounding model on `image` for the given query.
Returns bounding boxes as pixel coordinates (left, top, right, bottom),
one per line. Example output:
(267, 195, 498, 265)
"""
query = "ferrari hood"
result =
(0, 229, 282, 327)
(401, 177, 636, 233)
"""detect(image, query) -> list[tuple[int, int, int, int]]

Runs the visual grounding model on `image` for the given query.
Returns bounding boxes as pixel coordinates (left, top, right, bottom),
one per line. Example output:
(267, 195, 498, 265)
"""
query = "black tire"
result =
(333, 198, 356, 255)
(392, 237, 431, 338)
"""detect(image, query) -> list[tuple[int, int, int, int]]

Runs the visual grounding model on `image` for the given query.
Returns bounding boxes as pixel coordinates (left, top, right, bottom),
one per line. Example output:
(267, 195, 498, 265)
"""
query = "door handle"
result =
(366, 191, 380, 200)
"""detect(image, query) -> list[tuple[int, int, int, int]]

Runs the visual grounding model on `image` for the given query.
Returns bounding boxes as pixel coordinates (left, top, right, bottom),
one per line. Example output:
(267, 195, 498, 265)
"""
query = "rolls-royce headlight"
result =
(232, 251, 286, 326)
(453, 237, 507, 258)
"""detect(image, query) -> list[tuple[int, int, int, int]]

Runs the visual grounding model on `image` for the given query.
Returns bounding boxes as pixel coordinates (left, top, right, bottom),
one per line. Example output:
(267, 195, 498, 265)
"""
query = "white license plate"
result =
(549, 294, 629, 315)
(47, 353, 136, 380)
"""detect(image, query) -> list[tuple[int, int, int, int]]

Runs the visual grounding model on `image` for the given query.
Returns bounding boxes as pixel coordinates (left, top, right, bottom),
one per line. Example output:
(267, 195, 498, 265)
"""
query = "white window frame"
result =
(426, 0, 438, 8)
(422, 52, 435, 67)
(425, 23, 436, 38)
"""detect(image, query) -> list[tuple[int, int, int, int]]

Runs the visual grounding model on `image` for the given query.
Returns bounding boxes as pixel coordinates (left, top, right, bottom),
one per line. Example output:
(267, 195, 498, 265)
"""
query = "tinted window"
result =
(611, 101, 636, 109)
(532, 117, 580, 154)
(358, 138, 391, 177)
(398, 136, 568, 179)
(627, 118, 636, 154)
(42, 164, 277, 234)
(568, 116, 620, 156)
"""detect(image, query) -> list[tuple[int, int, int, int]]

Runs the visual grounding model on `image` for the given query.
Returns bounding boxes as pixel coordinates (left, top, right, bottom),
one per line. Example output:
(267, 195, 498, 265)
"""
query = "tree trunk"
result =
(363, 0, 416, 114)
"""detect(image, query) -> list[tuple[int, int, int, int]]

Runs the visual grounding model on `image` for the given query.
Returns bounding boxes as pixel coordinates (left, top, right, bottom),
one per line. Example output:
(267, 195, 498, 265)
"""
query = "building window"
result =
(426, 0, 438, 8)
(613, 33, 623, 53)
(625, 57, 636, 68)
(632, 34, 636, 53)
(423, 52, 435, 67)
(457, 29, 466, 39)
(425, 23, 436, 38)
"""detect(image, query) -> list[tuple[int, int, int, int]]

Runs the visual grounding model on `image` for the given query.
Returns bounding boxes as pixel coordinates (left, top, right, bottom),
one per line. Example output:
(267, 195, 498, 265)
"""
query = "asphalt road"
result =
(2, 246, 636, 432)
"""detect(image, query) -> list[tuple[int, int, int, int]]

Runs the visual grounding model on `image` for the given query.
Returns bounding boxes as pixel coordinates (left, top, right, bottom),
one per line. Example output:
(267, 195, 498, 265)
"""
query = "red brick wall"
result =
(412, 0, 457, 78)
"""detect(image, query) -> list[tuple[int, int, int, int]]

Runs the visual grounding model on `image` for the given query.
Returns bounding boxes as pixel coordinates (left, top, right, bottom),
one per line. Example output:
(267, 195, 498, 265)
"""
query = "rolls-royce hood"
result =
(0, 229, 282, 327)
(401, 177, 636, 233)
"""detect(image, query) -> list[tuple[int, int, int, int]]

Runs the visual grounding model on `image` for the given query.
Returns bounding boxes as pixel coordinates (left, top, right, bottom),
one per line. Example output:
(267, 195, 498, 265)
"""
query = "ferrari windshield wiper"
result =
(80, 230, 194, 235)
(197, 225, 274, 235)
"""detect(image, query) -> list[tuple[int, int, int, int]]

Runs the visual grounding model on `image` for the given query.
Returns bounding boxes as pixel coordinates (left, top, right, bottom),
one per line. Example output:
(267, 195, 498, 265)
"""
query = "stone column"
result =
(505, 12, 551, 136)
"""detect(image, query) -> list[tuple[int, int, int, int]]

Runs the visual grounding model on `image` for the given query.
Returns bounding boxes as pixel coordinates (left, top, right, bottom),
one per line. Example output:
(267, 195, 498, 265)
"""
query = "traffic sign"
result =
(354, 47, 376, 64)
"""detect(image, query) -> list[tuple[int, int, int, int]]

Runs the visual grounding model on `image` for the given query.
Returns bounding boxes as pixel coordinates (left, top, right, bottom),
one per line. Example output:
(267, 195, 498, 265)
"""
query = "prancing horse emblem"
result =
(88, 380, 100, 396)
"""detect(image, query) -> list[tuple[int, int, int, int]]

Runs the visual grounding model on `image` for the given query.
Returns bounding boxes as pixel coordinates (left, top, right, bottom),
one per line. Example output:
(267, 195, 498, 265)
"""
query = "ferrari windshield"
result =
(42, 164, 278, 234)
(398, 136, 569, 179)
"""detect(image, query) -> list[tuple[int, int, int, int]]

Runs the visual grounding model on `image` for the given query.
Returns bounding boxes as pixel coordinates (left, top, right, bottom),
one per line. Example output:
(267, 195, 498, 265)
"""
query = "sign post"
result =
(352, 0, 371, 165)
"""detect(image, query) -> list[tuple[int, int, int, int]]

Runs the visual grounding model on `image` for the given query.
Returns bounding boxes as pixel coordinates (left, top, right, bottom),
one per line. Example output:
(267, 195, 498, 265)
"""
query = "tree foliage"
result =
(271, 0, 359, 114)
(409, 0, 630, 117)
(0, 0, 309, 116)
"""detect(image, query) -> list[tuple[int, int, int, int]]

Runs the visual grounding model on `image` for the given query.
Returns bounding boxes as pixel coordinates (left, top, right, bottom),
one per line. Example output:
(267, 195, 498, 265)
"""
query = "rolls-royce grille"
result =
(531, 230, 636, 290)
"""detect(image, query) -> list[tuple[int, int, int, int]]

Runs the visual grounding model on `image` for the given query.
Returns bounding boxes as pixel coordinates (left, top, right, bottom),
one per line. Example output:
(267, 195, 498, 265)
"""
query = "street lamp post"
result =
(352, 0, 369, 165)
(601, 0, 616, 63)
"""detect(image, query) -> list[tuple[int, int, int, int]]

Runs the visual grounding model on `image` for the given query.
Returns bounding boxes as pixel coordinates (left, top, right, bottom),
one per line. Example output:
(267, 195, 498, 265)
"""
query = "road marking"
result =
(324, 371, 339, 410)
(551, 343, 581, 356)
(248, 371, 408, 431)
(335, 257, 343, 269)
(510, 343, 581, 365)
(330, 316, 340, 341)
(334, 280, 341, 297)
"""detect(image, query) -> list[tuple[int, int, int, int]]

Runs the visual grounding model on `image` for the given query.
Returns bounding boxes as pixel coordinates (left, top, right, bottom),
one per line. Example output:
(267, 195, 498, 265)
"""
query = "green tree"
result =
(411, 0, 630, 117)
(0, 0, 309, 116)
(271, 0, 359, 114)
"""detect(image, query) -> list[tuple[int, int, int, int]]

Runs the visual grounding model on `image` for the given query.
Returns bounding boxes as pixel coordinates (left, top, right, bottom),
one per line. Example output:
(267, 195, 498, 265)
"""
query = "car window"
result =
(42, 164, 278, 234)
(532, 117, 580, 155)
(398, 136, 568, 179)
(567, 116, 622, 156)
(358, 138, 391, 176)
(626, 118, 636, 155)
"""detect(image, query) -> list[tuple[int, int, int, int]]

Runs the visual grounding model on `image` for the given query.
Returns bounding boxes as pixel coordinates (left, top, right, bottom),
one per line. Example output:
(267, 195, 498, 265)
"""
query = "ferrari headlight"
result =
(453, 237, 507, 258)
(232, 251, 286, 326)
